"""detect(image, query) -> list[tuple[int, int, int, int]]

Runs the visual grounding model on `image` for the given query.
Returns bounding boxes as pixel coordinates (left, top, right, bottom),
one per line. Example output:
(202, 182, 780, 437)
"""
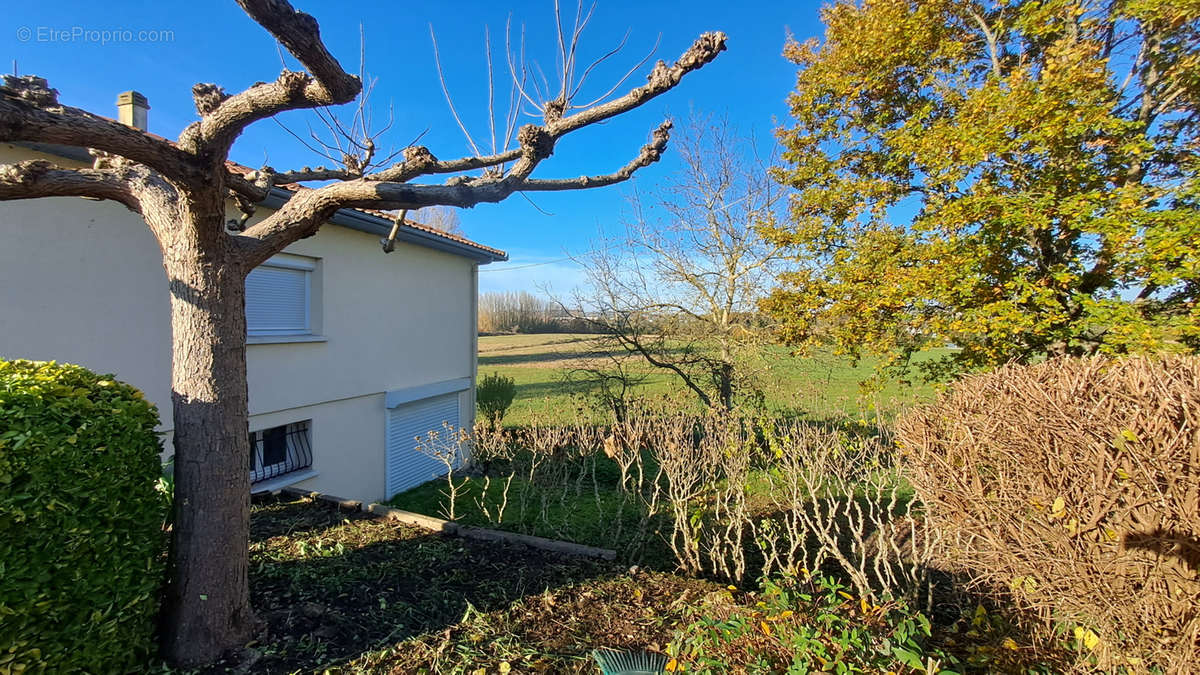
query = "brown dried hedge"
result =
(897, 356, 1199, 671)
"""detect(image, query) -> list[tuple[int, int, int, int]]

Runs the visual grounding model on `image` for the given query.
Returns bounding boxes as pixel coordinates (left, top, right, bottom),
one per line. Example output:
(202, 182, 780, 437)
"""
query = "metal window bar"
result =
(249, 420, 313, 484)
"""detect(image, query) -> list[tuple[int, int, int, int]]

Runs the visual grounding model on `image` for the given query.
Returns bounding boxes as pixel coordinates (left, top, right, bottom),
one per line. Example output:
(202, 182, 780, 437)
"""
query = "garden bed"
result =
(189, 495, 719, 674)
(178, 495, 1072, 673)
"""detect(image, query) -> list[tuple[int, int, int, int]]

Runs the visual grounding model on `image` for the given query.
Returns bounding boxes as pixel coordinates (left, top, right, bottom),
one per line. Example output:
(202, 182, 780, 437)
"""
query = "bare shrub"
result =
(619, 404, 933, 598)
(757, 420, 936, 601)
(414, 403, 933, 602)
(897, 356, 1200, 671)
(414, 423, 471, 520)
(467, 421, 518, 524)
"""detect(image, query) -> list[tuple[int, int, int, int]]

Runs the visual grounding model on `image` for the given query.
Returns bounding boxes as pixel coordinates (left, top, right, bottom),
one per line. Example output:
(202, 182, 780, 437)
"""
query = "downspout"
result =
(469, 262, 479, 429)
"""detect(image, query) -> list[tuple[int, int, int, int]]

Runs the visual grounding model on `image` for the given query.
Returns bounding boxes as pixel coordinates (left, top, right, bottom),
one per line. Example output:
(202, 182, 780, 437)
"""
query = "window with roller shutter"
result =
(245, 256, 314, 337)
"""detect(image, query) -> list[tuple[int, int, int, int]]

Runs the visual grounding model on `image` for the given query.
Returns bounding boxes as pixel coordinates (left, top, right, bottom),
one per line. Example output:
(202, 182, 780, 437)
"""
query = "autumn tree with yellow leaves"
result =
(764, 0, 1199, 380)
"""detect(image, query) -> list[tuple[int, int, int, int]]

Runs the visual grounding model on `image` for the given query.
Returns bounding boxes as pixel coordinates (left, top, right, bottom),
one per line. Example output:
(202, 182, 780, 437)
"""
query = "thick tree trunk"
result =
(159, 238, 258, 665)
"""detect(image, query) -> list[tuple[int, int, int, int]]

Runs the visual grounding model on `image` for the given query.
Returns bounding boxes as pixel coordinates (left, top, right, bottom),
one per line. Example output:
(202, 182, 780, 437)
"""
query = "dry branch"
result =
(178, 0, 362, 157)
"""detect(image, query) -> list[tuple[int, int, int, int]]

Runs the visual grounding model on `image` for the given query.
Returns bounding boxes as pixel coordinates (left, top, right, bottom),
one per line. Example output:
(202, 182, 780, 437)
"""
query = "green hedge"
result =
(0, 360, 168, 674)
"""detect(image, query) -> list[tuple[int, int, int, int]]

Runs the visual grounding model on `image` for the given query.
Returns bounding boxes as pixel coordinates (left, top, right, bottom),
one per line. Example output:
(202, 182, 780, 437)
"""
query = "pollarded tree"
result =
(0, 1, 725, 665)
(764, 0, 1199, 381)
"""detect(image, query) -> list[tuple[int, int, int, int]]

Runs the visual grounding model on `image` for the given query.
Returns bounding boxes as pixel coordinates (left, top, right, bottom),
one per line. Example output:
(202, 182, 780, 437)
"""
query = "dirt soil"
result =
(189, 496, 718, 674)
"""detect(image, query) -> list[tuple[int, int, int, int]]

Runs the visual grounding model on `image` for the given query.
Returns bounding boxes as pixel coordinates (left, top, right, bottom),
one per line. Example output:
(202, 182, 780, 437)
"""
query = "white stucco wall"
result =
(0, 145, 174, 410)
(0, 143, 484, 503)
(247, 393, 389, 503)
(241, 214, 474, 418)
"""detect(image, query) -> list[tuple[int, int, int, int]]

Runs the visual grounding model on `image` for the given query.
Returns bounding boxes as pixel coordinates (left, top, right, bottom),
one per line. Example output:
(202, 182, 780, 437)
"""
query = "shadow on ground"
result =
(191, 497, 705, 674)
(189, 497, 1079, 673)
(481, 349, 604, 367)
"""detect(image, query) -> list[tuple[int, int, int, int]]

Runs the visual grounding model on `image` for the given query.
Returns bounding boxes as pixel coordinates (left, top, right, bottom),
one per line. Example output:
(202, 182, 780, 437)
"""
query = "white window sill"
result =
(250, 469, 319, 494)
(247, 334, 327, 345)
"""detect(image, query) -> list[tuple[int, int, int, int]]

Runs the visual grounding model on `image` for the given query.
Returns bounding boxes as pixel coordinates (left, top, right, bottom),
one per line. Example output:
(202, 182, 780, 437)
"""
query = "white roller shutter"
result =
(246, 263, 309, 336)
(386, 392, 461, 498)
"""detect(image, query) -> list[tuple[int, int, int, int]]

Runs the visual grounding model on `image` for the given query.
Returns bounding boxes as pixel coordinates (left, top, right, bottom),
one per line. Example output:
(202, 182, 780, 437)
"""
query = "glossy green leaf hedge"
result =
(0, 360, 168, 674)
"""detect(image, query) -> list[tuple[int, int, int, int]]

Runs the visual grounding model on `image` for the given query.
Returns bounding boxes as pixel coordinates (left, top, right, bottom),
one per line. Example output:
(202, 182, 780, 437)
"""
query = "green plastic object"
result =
(591, 648, 669, 675)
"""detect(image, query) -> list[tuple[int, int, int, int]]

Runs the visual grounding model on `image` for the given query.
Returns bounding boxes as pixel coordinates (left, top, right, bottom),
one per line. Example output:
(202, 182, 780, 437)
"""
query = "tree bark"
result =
(718, 337, 735, 411)
(158, 232, 258, 666)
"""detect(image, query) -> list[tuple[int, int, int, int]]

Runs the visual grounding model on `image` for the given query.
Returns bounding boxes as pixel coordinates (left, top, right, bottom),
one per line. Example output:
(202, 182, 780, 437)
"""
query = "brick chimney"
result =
(115, 90, 150, 131)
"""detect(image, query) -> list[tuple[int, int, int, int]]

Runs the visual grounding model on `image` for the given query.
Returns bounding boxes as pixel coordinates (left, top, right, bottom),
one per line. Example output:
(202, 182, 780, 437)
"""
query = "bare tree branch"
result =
(431, 23, 485, 158)
(236, 30, 725, 258)
(366, 146, 524, 183)
(572, 33, 660, 110)
(520, 120, 671, 191)
(0, 76, 201, 183)
(565, 114, 787, 410)
(0, 160, 142, 211)
(968, 8, 1002, 79)
(547, 32, 725, 138)
(222, 143, 526, 205)
(179, 0, 361, 157)
(613, 329, 716, 408)
(410, 204, 463, 235)
(236, 113, 675, 263)
(506, 18, 545, 114)
(240, 0, 362, 102)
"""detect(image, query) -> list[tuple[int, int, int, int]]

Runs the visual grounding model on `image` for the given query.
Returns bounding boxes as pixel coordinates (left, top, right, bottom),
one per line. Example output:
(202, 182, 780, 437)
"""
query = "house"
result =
(0, 91, 507, 504)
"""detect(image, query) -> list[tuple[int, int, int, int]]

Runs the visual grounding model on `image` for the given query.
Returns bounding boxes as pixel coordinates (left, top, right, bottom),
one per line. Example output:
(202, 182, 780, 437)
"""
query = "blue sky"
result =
(4, 1, 823, 294)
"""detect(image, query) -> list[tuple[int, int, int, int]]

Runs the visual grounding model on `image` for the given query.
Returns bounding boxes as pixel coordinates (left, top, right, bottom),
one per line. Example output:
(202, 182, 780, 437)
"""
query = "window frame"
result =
(245, 255, 316, 339)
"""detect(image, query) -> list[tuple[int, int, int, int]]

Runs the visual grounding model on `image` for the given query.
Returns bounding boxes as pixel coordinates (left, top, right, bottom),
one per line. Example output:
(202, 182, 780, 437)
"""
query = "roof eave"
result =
(260, 188, 508, 264)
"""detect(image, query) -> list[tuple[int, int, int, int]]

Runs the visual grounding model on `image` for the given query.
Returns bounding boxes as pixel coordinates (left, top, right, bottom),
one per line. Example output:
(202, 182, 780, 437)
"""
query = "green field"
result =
(391, 332, 941, 568)
(390, 334, 944, 574)
(476, 333, 945, 425)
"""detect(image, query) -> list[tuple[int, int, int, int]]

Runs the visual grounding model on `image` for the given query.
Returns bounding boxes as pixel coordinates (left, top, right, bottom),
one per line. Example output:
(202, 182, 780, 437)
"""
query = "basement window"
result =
(249, 420, 313, 484)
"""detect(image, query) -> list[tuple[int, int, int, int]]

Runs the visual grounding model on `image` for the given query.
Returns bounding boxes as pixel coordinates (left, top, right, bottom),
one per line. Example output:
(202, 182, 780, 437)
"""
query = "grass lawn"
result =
(477, 333, 949, 425)
(388, 466, 677, 568)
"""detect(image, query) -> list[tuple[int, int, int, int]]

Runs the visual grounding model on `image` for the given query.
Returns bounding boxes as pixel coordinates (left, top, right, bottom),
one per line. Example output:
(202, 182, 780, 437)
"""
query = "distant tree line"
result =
(478, 291, 600, 334)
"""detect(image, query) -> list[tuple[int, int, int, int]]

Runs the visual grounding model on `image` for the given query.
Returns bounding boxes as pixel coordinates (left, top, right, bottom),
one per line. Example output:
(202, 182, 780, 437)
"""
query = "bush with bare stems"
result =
(897, 356, 1200, 671)
(755, 418, 937, 602)
(422, 402, 933, 602)
(414, 423, 472, 521)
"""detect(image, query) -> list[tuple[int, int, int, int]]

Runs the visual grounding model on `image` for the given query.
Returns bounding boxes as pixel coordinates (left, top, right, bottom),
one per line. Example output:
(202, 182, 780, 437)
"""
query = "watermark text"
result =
(16, 25, 175, 45)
